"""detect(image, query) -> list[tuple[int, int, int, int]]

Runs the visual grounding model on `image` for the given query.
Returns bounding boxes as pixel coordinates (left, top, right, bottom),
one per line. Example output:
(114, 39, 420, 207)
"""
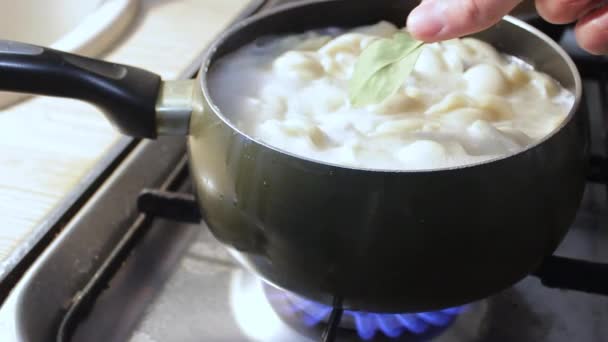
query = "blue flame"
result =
(284, 295, 465, 340)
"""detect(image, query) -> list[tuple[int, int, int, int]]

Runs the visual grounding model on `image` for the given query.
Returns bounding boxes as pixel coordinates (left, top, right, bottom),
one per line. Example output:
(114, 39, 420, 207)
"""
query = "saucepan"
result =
(0, 0, 586, 313)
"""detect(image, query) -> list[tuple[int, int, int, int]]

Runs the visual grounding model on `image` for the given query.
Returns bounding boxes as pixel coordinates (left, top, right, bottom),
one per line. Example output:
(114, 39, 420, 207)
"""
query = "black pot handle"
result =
(0, 40, 162, 138)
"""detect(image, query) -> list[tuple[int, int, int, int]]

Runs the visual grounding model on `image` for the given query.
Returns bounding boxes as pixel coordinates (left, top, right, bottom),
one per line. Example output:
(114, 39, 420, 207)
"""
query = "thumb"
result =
(407, 0, 523, 42)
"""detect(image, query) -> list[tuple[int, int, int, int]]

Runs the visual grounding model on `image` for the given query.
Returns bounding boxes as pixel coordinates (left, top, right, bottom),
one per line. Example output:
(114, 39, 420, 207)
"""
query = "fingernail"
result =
(407, 2, 445, 40)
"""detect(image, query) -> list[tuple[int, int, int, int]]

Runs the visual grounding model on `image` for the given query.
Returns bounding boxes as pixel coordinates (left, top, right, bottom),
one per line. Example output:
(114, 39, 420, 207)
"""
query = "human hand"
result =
(407, 0, 608, 55)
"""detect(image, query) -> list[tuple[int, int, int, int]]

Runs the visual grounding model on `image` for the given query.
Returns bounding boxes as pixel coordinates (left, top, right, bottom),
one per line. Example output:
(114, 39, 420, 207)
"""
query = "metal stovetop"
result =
(1, 1, 608, 341)
(71, 187, 608, 342)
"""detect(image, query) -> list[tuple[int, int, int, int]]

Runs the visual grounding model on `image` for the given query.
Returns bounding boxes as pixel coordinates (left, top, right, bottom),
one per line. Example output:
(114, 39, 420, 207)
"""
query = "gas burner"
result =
(265, 285, 466, 341)
(229, 270, 488, 342)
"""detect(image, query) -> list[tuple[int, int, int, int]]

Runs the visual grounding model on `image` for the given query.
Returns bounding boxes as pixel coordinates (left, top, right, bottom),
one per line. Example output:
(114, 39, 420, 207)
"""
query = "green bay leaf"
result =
(349, 32, 424, 108)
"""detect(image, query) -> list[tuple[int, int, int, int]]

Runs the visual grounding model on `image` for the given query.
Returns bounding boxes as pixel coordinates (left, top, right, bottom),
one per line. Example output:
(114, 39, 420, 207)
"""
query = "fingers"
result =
(575, 4, 608, 55)
(535, 0, 608, 55)
(536, 0, 598, 24)
(407, 0, 523, 42)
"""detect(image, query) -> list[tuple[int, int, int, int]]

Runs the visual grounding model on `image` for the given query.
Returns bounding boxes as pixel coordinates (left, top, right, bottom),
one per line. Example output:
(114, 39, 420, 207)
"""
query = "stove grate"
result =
(137, 188, 608, 342)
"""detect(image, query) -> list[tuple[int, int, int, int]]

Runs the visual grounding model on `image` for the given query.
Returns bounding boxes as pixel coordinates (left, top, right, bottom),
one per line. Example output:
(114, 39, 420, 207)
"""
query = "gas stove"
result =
(1, 1, 608, 342)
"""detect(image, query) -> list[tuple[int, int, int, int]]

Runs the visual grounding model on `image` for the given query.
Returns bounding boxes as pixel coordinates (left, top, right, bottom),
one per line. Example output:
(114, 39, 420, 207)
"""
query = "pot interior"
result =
(202, 0, 580, 164)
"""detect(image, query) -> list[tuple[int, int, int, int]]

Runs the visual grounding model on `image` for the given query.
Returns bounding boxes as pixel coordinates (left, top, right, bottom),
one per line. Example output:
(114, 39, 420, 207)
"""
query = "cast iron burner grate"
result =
(137, 189, 608, 342)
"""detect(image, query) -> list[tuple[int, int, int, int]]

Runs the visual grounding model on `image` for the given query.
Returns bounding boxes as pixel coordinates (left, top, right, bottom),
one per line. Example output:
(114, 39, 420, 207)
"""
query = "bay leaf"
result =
(349, 32, 424, 107)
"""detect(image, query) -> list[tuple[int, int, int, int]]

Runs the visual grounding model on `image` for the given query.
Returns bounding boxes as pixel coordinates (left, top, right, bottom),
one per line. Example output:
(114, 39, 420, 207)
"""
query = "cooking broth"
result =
(208, 21, 574, 170)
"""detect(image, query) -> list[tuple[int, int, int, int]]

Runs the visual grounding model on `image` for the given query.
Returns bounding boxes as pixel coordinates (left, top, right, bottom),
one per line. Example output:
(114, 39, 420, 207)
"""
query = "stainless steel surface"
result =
(64, 182, 608, 342)
(189, 0, 587, 313)
(155, 80, 195, 136)
(0, 136, 186, 342)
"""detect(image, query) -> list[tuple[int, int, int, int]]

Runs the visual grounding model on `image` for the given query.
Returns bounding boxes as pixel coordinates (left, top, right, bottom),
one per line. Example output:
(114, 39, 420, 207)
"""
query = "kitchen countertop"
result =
(0, 0, 254, 280)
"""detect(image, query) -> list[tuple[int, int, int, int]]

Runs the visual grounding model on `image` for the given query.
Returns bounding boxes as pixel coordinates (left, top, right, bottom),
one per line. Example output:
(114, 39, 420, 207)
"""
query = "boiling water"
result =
(208, 21, 574, 170)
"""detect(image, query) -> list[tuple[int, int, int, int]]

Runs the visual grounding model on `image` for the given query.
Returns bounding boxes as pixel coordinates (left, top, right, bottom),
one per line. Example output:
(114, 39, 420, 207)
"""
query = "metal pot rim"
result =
(197, 0, 583, 174)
